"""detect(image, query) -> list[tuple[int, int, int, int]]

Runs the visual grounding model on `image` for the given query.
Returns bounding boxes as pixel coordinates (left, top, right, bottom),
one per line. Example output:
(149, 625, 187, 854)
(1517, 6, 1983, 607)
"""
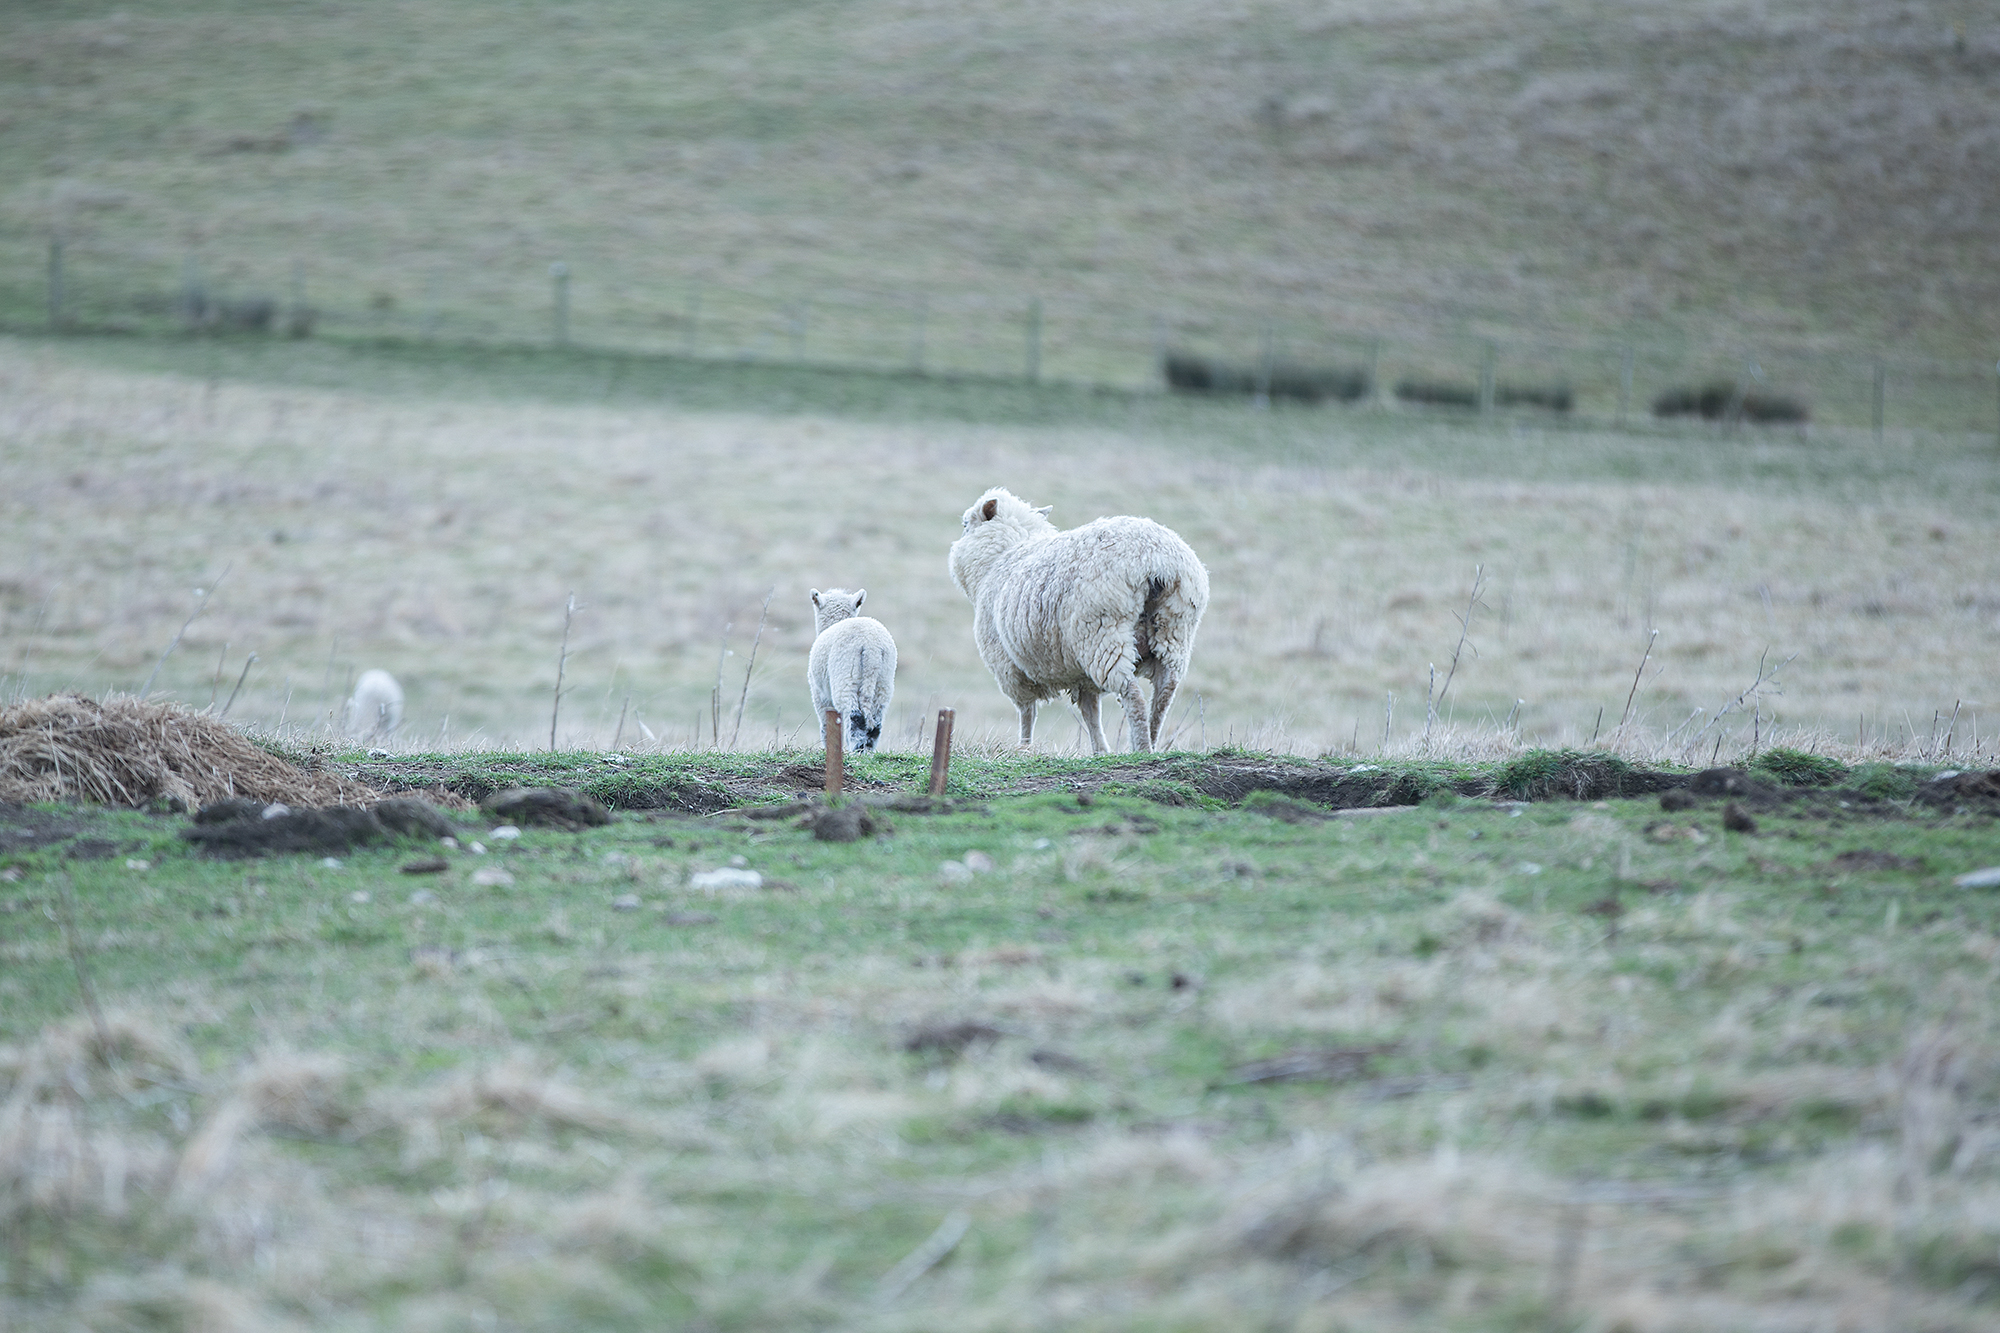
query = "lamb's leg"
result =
(1016, 700, 1037, 748)
(1148, 669, 1180, 750)
(1075, 687, 1108, 755)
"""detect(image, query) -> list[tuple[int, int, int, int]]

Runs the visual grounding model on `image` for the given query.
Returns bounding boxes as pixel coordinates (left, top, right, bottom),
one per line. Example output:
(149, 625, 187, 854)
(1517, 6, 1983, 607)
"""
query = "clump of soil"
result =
(0, 693, 374, 810)
(806, 804, 889, 842)
(481, 787, 610, 830)
(183, 796, 455, 857)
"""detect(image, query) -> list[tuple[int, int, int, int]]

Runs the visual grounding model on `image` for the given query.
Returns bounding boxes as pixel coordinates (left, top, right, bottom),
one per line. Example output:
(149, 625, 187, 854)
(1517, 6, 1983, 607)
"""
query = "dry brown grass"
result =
(0, 692, 372, 809)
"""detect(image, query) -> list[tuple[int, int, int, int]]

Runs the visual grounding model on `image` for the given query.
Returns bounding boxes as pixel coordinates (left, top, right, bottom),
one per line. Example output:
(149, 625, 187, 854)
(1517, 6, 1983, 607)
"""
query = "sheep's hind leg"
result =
(1016, 700, 1037, 749)
(1117, 679, 1151, 753)
(1148, 669, 1180, 751)
(1074, 686, 1108, 755)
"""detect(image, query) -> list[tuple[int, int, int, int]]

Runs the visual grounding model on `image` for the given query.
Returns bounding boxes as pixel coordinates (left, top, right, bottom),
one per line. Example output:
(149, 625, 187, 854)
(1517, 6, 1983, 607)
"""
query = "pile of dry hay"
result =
(0, 693, 376, 810)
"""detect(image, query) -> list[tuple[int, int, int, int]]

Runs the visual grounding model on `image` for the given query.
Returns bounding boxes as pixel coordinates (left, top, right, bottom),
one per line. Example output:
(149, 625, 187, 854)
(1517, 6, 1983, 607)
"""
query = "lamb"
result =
(949, 487, 1208, 754)
(806, 588, 898, 753)
(341, 669, 404, 742)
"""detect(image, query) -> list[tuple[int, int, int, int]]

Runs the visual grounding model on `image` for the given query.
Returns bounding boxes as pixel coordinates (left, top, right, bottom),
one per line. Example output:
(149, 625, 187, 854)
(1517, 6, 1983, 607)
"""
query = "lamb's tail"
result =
(840, 643, 885, 752)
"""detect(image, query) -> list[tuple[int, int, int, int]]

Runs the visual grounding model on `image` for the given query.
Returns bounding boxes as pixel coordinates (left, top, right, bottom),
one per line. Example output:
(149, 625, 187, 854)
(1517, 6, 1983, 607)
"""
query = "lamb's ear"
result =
(1035, 505, 1053, 517)
(810, 589, 821, 607)
(980, 498, 998, 522)
(853, 589, 866, 609)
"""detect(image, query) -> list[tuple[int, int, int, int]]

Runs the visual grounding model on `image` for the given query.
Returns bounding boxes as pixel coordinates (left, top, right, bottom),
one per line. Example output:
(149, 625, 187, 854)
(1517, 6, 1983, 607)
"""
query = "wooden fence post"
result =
(1616, 345, 1633, 429)
(550, 262, 570, 345)
(928, 708, 955, 796)
(1024, 298, 1042, 382)
(824, 709, 843, 795)
(47, 237, 64, 331)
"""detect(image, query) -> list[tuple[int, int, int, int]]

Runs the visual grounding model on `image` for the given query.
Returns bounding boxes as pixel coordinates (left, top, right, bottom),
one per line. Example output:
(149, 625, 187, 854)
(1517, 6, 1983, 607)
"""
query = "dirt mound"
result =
(0, 694, 375, 811)
(183, 797, 455, 857)
(481, 787, 610, 830)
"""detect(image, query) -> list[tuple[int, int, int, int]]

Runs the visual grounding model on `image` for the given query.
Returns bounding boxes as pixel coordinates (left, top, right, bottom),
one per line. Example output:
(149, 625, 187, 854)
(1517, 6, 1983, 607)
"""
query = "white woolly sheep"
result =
(807, 588, 898, 752)
(342, 668, 404, 742)
(949, 487, 1208, 754)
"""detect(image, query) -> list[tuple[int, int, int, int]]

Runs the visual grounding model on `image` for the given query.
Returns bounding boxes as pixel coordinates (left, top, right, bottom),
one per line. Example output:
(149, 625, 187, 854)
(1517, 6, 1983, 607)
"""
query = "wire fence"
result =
(9, 230, 2000, 441)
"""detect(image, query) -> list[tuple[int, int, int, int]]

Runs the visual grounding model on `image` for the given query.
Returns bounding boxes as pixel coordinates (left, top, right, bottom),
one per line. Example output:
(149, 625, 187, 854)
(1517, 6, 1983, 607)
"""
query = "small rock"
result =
(408, 889, 437, 905)
(1723, 803, 1758, 834)
(1032, 838, 1052, 850)
(348, 890, 370, 903)
(471, 867, 515, 888)
(0, 867, 21, 882)
(490, 826, 521, 841)
(368, 747, 391, 759)
(261, 803, 291, 820)
(938, 860, 973, 884)
(1517, 862, 1543, 876)
(401, 857, 450, 874)
(611, 893, 641, 911)
(1954, 866, 2000, 889)
(125, 858, 150, 871)
(322, 857, 344, 870)
(469, 842, 487, 854)
(691, 867, 763, 892)
(963, 850, 996, 873)
(728, 854, 749, 868)
(1659, 789, 1696, 812)
(440, 836, 459, 850)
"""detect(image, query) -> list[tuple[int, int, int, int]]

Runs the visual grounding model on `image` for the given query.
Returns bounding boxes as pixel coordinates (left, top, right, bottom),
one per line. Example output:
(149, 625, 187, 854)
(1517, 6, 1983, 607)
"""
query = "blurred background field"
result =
(4, 0, 2000, 430)
(2, 334, 1994, 758)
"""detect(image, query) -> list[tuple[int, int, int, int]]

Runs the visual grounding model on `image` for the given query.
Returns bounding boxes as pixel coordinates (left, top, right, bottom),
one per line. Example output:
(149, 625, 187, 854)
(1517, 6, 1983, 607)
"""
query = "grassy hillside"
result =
(3, 0, 1997, 386)
(4, 757, 1999, 1330)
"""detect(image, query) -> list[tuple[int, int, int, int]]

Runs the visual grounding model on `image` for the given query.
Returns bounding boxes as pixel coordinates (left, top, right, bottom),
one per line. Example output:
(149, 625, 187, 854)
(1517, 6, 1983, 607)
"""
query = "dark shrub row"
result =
(1392, 379, 1573, 412)
(1163, 352, 1370, 403)
(1652, 381, 1809, 423)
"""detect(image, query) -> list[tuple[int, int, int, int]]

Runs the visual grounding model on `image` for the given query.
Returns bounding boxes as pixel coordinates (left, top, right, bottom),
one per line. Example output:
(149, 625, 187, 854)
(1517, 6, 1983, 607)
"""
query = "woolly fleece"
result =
(948, 487, 1208, 753)
(806, 588, 898, 753)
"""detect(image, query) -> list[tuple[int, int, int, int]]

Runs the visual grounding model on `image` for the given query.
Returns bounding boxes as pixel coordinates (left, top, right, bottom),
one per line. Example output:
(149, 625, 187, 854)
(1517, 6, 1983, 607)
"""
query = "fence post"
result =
(549, 262, 570, 345)
(909, 293, 928, 374)
(47, 237, 64, 331)
(1616, 345, 1633, 428)
(1024, 297, 1041, 382)
(1871, 360, 1885, 445)
(1478, 340, 1496, 415)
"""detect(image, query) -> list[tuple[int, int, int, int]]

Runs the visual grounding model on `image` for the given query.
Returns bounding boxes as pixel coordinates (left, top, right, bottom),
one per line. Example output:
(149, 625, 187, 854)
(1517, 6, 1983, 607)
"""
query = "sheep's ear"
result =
(810, 589, 821, 607)
(853, 589, 866, 609)
(1035, 505, 1053, 517)
(980, 498, 998, 522)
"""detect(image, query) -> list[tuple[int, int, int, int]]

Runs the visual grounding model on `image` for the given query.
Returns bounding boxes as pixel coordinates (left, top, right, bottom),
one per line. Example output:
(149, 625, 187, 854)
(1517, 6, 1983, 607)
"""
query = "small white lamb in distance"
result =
(807, 588, 897, 753)
(949, 487, 1209, 754)
(342, 669, 404, 742)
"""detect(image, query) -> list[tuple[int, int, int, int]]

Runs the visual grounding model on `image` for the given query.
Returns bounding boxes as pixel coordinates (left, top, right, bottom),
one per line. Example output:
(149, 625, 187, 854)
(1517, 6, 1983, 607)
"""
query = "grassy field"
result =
(3, 333, 1996, 761)
(3, 748, 1999, 1331)
(3, 0, 1997, 397)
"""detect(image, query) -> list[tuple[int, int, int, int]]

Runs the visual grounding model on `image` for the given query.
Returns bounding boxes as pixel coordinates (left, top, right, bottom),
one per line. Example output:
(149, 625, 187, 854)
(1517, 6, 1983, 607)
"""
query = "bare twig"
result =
(1433, 564, 1486, 718)
(139, 562, 231, 699)
(220, 652, 258, 717)
(730, 586, 775, 750)
(550, 592, 579, 751)
(876, 1211, 971, 1304)
(1617, 629, 1658, 731)
(1683, 649, 1797, 755)
(612, 696, 630, 751)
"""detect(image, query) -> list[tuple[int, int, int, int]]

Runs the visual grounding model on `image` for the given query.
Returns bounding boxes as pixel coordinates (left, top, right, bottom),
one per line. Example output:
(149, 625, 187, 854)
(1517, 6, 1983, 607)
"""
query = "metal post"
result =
(1872, 360, 1885, 445)
(47, 238, 64, 331)
(550, 262, 570, 345)
(823, 709, 844, 795)
(909, 293, 928, 374)
(1024, 298, 1041, 382)
(1616, 345, 1633, 429)
(1478, 340, 1497, 415)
